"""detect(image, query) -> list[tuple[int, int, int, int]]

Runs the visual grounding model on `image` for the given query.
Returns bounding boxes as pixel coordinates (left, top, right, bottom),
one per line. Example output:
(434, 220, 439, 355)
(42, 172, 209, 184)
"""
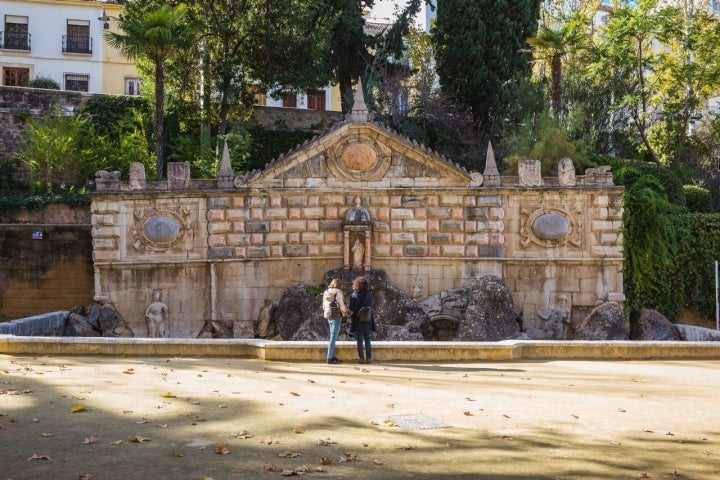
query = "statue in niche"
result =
(351, 238, 365, 270)
(145, 290, 169, 338)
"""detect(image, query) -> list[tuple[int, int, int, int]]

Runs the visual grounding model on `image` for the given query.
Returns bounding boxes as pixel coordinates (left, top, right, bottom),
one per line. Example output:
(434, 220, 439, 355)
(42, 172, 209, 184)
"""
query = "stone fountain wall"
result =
(90, 109, 623, 338)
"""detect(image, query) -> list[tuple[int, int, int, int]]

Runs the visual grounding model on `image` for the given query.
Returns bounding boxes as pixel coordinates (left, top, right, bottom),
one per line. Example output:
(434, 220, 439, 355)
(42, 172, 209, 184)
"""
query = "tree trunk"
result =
(155, 61, 165, 179)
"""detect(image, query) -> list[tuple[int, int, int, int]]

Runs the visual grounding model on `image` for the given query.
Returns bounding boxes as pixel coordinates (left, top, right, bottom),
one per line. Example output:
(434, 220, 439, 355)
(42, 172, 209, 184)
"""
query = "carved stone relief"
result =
(327, 135, 391, 181)
(132, 207, 193, 252)
(520, 206, 582, 248)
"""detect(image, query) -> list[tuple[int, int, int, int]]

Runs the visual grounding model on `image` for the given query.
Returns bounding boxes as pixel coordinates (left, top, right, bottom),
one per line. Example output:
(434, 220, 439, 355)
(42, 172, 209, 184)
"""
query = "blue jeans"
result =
(327, 318, 342, 359)
(355, 321, 372, 360)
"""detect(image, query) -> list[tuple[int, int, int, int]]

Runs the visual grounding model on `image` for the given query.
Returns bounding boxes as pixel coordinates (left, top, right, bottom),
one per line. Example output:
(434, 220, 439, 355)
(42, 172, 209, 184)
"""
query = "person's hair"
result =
(328, 278, 340, 288)
(352, 276, 368, 291)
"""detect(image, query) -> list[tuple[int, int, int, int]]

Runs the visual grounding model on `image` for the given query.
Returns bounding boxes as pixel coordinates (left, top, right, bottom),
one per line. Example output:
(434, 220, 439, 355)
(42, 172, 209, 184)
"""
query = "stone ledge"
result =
(1, 337, 718, 361)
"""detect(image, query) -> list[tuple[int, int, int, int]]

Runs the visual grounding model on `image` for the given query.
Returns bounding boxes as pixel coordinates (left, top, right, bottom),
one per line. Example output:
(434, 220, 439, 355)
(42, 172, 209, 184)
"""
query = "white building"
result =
(0, 0, 137, 95)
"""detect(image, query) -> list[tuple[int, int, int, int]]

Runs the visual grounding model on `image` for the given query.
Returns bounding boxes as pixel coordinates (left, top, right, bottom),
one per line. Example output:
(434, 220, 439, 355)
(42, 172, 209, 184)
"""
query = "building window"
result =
(307, 90, 326, 111)
(65, 73, 89, 92)
(3, 15, 30, 51)
(3, 66, 29, 86)
(64, 20, 91, 54)
(282, 94, 297, 108)
(125, 78, 140, 96)
(248, 84, 266, 106)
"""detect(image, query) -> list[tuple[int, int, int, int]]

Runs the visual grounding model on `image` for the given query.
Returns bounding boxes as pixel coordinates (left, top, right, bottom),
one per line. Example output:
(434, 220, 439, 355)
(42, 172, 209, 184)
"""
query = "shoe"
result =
(332, 357, 343, 364)
(358, 358, 365, 364)
(327, 358, 340, 364)
(365, 359, 371, 364)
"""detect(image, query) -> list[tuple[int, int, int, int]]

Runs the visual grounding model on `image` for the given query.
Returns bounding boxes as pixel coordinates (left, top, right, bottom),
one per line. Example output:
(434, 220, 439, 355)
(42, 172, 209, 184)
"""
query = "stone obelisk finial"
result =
(346, 77, 373, 123)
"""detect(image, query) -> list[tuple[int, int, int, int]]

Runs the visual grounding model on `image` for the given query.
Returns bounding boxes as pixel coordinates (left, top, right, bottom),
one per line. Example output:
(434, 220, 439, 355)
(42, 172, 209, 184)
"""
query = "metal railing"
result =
(0, 31, 31, 51)
(62, 35, 92, 54)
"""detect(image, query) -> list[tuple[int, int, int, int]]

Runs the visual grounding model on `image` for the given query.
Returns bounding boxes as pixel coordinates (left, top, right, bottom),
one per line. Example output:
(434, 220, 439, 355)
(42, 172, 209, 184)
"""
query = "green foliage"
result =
(26, 76, 60, 90)
(432, 0, 541, 136)
(0, 190, 90, 212)
(307, 284, 325, 296)
(14, 107, 93, 192)
(503, 113, 592, 176)
(609, 158, 686, 208)
(683, 185, 713, 213)
(245, 127, 315, 172)
(676, 215, 720, 321)
(622, 179, 683, 320)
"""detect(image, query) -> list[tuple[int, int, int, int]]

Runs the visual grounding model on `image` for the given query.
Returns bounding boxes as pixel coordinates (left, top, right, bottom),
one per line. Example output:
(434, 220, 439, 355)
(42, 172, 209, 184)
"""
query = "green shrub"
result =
(27, 76, 60, 90)
(683, 185, 713, 213)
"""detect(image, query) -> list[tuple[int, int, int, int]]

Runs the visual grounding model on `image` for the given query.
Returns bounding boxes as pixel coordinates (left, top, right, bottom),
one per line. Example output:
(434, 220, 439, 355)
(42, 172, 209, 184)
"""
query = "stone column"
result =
(343, 231, 350, 270)
(364, 230, 371, 271)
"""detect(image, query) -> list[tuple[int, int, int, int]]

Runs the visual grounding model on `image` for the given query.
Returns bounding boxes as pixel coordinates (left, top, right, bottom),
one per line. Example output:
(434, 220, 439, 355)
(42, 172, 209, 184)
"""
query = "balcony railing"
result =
(62, 35, 92, 54)
(0, 32, 31, 51)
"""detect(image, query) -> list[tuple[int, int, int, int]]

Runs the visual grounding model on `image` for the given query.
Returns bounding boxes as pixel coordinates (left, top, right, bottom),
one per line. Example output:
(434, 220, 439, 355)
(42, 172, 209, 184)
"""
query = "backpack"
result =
(328, 293, 341, 318)
(358, 306, 372, 322)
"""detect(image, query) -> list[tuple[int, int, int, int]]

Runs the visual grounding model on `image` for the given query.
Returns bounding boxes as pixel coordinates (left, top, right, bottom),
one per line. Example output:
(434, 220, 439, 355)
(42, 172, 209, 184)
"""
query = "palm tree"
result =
(526, 13, 588, 117)
(104, 5, 190, 178)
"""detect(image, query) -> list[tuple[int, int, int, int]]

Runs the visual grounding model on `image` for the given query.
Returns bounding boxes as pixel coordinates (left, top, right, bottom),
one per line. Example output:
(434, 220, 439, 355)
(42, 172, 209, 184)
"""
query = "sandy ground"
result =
(1, 355, 719, 480)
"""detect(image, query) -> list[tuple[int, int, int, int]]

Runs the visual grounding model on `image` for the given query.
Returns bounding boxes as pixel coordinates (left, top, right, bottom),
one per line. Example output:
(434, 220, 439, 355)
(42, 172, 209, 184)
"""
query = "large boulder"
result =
(572, 302, 628, 340)
(630, 309, 681, 340)
(419, 276, 521, 341)
(274, 269, 425, 341)
(96, 303, 134, 337)
(457, 276, 522, 341)
(63, 312, 101, 337)
(674, 324, 720, 341)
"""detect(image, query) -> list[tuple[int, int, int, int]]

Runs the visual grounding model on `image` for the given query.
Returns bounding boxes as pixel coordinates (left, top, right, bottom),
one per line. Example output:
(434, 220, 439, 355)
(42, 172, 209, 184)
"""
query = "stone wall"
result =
(0, 225, 94, 320)
(91, 183, 622, 338)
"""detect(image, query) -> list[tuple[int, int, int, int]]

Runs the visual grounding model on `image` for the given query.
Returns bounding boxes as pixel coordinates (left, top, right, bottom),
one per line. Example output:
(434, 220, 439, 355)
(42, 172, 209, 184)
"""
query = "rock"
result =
(96, 304, 134, 337)
(63, 312, 100, 337)
(674, 324, 720, 341)
(275, 285, 322, 340)
(457, 276, 521, 341)
(630, 309, 681, 340)
(197, 321, 233, 338)
(572, 302, 628, 340)
(255, 299, 278, 338)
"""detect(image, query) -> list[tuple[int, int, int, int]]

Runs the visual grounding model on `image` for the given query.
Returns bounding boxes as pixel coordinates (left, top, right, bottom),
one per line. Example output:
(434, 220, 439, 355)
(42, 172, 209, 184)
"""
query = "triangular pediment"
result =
(237, 121, 477, 189)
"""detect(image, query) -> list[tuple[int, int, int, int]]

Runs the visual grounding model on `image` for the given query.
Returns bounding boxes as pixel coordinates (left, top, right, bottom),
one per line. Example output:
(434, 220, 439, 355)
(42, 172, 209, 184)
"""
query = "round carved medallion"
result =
(340, 142, 377, 171)
(143, 216, 181, 244)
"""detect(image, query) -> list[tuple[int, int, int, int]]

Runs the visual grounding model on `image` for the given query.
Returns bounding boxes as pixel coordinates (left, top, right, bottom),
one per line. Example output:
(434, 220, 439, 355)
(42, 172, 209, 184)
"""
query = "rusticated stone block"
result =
(208, 247, 233, 258)
(246, 221, 268, 233)
(405, 245, 428, 256)
(283, 245, 308, 257)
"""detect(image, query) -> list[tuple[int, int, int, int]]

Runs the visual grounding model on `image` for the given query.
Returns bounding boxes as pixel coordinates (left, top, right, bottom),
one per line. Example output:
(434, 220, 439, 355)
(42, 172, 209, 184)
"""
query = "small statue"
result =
(412, 278, 423, 301)
(352, 239, 364, 270)
(145, 290, 169, 338)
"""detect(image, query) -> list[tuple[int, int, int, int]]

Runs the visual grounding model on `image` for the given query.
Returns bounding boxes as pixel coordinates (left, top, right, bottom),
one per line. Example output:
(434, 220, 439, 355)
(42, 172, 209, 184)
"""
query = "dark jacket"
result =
(349, 290, 374, 332)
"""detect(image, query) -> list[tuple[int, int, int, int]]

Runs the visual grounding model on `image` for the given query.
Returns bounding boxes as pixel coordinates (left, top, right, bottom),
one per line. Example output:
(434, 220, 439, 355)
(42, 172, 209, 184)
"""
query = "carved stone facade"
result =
(90, 89, 624, 338)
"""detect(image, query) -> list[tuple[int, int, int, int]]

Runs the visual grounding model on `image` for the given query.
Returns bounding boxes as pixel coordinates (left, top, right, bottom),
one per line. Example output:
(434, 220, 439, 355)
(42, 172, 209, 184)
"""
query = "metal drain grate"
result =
(380, 413, 449, 430)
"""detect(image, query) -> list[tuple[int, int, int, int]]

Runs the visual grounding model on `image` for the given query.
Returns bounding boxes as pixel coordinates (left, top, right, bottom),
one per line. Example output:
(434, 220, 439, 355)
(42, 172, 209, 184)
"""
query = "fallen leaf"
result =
(278, 451, 302, 458)
(215, 443, 230, 455)
(262, 463, 277, 471)
(293, 428, 304, 434)
(617, 408, 626, 413)
(502, 414, 511, 418)
(79, 474, 94, 480)
(290, 392, 300, 396)
(83, 436, 100, 444)
(320, 456, 333, 465)
(665, 431, 675, 436)
(463, 411, 473, 416)
(128, 435, 151, 442)
(372, 459, 385, 465)
(122, 368, 134, 374)
(110, 440, 123, 445)
(70, 405, 86, 413)
(229, 430, 253, 439)
(42, 433, 54, 437)
(172, 452, 184, 457)
(27, 453, 51, 461)
(161, 392, 176, 398)
(399, 445, 415, 450)
(339, 453, 356, 462)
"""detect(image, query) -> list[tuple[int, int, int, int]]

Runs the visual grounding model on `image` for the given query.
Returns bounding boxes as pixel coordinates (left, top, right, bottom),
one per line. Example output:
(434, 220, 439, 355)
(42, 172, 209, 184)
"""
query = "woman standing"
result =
(349, 276, 374, 364)
(322, 278, 347, 364)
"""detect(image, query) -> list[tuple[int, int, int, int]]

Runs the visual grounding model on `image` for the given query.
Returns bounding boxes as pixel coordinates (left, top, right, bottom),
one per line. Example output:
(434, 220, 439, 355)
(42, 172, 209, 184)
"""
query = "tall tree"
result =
(105, 5, 191, 178)
(526, 12, 589, 117)
(432, 0, 542, 137)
